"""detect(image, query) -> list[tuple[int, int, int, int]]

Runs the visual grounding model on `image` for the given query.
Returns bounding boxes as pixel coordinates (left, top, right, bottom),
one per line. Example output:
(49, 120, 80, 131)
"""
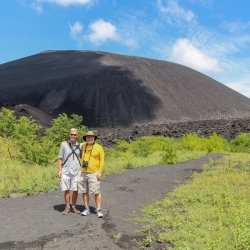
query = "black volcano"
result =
(1, 50, 250, 128)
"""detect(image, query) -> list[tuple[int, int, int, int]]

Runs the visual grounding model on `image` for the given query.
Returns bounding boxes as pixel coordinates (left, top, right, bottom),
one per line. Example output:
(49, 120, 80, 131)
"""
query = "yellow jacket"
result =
(81, 142, 104, 174)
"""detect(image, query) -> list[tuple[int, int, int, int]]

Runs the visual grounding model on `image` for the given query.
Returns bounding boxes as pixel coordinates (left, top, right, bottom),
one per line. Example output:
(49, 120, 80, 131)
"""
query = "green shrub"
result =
(180, 133, 205, 151)
(0, 108, 16, 137)
(45, 113, 88, 145)
(130, 138, 151, 157)
(204, 132, 230, 153)
(230, 133, 250, 153)
(180, 132, 230, 153)
(160, 142, 177, 164)
(114, 139, 130, 152)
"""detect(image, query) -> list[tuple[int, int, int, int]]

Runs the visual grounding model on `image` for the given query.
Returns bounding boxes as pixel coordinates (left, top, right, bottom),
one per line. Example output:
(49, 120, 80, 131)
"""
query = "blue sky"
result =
(1, 0, 250, 98)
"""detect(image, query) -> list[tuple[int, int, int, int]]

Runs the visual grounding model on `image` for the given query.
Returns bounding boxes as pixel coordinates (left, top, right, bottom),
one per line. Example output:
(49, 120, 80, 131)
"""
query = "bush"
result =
(45, 113, 88, 145)
(114, 139, 130, 152)
(230, 133, 250, 153)
(160, 142, 177, 164)
(205, 132, 230, 153)
(180, 132, 230, 153)
(0, 109, 88, 166)
(130, 138, 151, 157)
(180, 133, 206, 151)
(0, 108, 17, 137)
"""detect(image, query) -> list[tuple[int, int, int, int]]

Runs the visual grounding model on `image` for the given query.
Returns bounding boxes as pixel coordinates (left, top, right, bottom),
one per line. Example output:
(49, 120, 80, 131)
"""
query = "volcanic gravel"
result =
(0, 154, 223, 250)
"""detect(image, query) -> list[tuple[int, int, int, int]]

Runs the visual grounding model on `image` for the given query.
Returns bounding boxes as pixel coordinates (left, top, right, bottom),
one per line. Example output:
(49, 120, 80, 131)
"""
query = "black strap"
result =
(62, 142, 82, 167)
(82, 143, 95, 162)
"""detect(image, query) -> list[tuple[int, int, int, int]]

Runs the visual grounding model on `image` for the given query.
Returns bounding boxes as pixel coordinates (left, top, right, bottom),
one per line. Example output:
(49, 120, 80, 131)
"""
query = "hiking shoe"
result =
(96, 208, 103, 218)
(81, 208, 90, 216)
(71, 207, 80, 214)
(62, 207, 70, 215)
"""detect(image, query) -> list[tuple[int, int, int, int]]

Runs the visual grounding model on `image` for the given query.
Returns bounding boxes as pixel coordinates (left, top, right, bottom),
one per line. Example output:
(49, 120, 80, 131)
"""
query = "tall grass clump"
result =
(135, 153, 250, 249)
(0, 137, 58, 197)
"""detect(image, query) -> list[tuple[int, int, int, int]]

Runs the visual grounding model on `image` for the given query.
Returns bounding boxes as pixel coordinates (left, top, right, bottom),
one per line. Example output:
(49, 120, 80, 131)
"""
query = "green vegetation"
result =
(0, 108, 87, 197)
(135, 154, 250, 249)
(1, 107, 250, 249)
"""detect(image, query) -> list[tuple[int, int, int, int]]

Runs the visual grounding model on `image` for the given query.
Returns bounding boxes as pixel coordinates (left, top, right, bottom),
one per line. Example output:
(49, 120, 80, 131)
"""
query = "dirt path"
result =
(0, 154, 222, 250)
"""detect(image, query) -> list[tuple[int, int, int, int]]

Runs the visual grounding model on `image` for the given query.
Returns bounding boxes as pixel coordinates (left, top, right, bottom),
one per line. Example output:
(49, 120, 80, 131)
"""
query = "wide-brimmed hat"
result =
(83, 131, 98, 141)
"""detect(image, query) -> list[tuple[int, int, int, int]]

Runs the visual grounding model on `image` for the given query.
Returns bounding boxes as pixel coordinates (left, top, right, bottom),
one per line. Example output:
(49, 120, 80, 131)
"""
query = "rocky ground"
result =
(94, 118, 250, 148)
(2, 101, 250, 148)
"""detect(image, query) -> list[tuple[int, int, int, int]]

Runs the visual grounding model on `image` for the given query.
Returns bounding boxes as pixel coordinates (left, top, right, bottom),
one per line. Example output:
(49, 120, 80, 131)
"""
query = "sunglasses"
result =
(70, 134, 77, 136)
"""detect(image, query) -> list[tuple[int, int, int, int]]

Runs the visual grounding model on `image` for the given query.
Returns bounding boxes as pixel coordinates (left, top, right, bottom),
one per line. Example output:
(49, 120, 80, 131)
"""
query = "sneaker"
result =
(81, 208, 90, 216)
(71, 207, 80, 214)
(62, 207, 70, 215)
(96, 208, 103, 218)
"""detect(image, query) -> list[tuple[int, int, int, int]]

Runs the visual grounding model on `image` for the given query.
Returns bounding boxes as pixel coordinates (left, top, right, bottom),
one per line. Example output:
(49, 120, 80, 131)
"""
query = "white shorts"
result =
(60, 173, 78, 191)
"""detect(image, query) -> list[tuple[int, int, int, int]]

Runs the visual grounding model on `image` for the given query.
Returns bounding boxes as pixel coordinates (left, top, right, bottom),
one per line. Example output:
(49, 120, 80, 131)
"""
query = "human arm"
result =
(58, 158, 63, 178)
(97, 146, 104, 180)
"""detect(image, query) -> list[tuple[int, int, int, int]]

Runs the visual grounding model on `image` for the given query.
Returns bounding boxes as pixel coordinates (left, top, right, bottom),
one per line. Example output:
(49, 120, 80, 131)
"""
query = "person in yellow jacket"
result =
(78, 131, 104, 218)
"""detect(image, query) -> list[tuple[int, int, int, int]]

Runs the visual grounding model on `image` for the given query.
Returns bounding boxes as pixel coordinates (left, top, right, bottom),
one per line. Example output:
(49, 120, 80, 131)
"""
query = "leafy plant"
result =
(45, 113, 87, 145)
(230, 133, 250, 153)
(0, 108, 16, 137)
(160, 142, 177, 164)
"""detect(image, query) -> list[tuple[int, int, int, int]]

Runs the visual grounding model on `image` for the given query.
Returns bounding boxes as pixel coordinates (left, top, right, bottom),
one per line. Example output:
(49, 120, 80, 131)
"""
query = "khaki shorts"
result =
(78, 172, 101, 194)
(60, 173, 78, 191)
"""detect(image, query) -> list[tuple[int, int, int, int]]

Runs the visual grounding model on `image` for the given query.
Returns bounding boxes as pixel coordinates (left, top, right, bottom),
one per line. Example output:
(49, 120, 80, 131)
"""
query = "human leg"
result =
(64, 190, 70, 206)
(72, 191, 78, 206)
(70, 174, 78, 206)
(95, 193, 101, 208)
(83, 192, 90, 207)
(62, 190, 71, 214)
(95, 193, 103, 218)
(81, 192, 90, 215)
(78, 172, 90, 215)
(87, 173, 103, 218)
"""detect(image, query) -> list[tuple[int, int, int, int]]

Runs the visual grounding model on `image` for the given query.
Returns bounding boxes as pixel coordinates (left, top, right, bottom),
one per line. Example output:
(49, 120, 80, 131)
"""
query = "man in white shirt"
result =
(58, 128, 82, 215)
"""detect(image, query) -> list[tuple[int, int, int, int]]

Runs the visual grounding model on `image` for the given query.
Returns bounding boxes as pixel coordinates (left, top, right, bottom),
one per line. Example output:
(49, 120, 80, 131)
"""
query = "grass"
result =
(134, 153, 250, 249)
(0, 158, 58, 198)
(103, 149, 206, 176)
(0, 143, 205, 198)
(1, 133, 250, 249)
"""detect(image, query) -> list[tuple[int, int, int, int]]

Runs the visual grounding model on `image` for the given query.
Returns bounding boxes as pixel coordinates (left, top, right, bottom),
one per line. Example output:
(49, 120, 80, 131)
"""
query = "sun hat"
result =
(83, 131, 98, 141)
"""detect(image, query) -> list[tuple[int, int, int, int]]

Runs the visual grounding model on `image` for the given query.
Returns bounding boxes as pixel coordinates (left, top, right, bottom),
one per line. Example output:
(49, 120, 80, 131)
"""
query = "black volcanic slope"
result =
(1, 50, 250, 128)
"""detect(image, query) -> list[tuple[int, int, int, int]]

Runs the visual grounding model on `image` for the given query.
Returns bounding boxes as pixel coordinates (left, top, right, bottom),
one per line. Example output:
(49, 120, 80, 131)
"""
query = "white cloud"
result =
(30, 2, 43, 13)
(87, 19, 120, 45)
(70, 21, 83, 35)
(68, 19, 138, 49)
(157, 0, 195, 22)
(170, 38, 222, 74)
(31, 0, 93, 13)
(37, 0, 92, 7)
(122, 38, 139, 49)
(188, 0, 213, 8)
(69, 21, 84, 44)
(226, 80, 250, 98)
(221, 21, 250, 33)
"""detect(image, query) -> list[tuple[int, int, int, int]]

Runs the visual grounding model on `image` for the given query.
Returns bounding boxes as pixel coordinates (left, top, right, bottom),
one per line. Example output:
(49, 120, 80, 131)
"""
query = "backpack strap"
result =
(62, 141, 82, 167)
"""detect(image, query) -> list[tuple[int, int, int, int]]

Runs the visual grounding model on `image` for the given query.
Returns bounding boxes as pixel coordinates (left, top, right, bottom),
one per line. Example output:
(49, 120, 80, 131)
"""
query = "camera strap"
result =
(62, 141, 81, 167)
(83, 143, 95, 162)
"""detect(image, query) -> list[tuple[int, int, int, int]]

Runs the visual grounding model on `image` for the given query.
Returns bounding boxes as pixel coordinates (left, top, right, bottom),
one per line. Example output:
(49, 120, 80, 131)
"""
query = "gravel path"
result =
(0, 154, 222, 250)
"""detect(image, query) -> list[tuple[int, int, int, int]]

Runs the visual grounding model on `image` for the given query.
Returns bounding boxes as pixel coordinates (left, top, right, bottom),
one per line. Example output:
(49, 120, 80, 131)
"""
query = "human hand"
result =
(58, 170, 62, 178)
(97, 173, 101, 181)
